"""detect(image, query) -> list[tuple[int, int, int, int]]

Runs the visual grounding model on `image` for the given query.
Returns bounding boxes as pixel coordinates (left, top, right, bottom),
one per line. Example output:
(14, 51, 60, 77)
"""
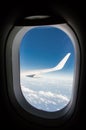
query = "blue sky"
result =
(20, 26, 75, 75)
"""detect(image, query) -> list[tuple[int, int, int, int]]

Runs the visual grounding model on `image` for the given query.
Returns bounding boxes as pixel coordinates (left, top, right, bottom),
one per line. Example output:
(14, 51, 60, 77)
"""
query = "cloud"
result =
(20, 75, 72, 111)
(21, 85, 69, 111)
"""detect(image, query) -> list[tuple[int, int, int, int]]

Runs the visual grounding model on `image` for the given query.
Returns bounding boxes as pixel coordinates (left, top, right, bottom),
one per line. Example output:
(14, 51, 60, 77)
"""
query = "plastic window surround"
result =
(6, 23, 80, 119)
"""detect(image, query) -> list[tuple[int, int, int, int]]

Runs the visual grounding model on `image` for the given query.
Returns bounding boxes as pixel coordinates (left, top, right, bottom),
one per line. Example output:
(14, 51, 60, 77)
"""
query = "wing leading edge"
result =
(26, 53, 71, 77)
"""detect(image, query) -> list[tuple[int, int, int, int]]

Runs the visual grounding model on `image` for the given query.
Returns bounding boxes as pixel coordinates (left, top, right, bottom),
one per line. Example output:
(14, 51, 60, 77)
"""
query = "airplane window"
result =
(20, 25, 75, 112)
(6, 22, 80, 119)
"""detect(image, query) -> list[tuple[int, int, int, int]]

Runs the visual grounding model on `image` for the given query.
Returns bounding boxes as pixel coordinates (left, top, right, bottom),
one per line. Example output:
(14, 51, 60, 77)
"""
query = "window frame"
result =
(6, 19, 80, 125)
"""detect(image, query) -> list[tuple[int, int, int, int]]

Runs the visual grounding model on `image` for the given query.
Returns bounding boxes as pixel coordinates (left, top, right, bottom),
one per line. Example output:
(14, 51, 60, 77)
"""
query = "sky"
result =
(20, 26, 75, 76)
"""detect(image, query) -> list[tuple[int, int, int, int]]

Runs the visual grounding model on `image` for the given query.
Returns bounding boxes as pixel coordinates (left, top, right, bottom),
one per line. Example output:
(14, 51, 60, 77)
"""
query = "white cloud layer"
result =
(20, 75, 73, 112)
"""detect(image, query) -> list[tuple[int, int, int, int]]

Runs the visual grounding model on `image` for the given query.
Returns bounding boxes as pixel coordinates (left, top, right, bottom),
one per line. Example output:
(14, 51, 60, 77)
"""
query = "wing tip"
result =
(54, 52, 71, 70)
(67, 52, 71, 56)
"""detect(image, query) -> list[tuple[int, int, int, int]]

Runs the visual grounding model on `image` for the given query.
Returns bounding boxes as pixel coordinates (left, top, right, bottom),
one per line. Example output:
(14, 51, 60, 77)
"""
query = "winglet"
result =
(54, 53, 71, 70)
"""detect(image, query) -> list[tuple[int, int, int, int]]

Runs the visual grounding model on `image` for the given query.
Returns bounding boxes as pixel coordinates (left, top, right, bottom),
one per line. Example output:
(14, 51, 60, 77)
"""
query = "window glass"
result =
(20, 26, 75, 112)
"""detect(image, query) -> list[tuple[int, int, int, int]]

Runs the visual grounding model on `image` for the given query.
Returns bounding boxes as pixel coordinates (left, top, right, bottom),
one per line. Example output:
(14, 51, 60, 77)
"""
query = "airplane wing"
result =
(25, 53, 71, 77)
